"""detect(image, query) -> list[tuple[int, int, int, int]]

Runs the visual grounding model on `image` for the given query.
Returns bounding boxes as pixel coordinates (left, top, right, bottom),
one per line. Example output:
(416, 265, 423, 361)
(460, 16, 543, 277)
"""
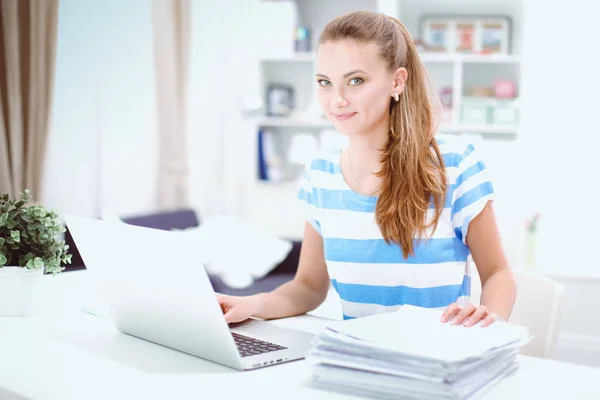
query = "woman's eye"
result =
(349, 77, 363, 86)
(317, 79, 332, 87)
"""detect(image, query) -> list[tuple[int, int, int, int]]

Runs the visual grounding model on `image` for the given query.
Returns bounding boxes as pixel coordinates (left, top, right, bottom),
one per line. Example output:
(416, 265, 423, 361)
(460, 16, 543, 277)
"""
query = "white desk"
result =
(1, 271, 599, 400)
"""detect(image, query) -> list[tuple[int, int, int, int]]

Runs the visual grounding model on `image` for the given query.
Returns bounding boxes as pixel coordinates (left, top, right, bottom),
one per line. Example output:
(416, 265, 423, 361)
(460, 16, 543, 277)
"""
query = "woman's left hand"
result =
(440, 303, 500, 327)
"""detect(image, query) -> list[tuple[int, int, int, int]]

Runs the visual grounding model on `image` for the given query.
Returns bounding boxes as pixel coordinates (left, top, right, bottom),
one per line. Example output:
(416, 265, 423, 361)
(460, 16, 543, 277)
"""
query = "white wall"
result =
(43, 0, 158, 218)
(516, 0, 600, 367)
(519, 0, 600, 275)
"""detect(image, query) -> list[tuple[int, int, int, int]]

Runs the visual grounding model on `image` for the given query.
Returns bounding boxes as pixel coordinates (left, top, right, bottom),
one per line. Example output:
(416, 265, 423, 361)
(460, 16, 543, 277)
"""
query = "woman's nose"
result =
(332, 89, 349, 108)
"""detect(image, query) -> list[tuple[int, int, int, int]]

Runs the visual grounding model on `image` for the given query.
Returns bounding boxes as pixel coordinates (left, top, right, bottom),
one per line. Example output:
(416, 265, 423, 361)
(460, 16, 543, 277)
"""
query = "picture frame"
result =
(420, 15, 512, 55)
(266, 84, 295, 117)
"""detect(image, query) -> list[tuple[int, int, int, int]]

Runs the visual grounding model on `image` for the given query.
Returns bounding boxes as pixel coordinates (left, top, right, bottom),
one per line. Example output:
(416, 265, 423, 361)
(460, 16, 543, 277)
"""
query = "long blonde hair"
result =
(319, 11, 447, 258)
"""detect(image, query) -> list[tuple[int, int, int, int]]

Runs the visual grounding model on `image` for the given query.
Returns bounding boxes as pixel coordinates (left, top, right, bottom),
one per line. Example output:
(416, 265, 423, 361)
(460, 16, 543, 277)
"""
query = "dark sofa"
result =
(62, 209, 300, 296)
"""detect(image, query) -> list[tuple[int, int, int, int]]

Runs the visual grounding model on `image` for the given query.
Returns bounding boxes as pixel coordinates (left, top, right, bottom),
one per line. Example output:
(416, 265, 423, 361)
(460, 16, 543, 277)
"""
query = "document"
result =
(307, 305, 530, 400)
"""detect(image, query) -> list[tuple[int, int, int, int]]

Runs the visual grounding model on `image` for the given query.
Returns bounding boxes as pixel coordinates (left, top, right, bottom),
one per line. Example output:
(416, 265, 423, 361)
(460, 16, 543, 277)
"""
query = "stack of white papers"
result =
(307, 305, 530, 400)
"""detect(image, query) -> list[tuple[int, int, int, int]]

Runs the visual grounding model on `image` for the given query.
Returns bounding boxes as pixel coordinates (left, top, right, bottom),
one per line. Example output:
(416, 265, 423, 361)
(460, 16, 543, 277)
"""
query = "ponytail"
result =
(375, 17, 446, 258)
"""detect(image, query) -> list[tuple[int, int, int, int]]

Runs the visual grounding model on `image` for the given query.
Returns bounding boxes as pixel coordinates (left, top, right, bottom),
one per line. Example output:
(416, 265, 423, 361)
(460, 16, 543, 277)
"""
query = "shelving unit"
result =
(245, 0, 523, 238)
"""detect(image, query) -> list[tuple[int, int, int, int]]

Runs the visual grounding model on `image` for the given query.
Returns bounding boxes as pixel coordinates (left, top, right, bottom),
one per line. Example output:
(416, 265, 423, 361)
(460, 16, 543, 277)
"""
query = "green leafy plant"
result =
(0, 189, 71, 274)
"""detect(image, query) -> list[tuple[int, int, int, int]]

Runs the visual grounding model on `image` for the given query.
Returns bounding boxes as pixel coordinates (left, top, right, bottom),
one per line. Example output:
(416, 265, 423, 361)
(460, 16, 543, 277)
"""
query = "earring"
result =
(393, 93, 399, 102)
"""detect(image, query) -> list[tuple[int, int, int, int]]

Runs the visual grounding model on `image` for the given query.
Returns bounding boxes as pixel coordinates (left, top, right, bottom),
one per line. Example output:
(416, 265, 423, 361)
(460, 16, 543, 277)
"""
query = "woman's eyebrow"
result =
(316, 69, 369, 79)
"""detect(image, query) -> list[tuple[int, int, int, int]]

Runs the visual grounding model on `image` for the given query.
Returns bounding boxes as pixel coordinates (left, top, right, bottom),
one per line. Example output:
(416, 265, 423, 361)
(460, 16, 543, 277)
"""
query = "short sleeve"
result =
(296, 162, 322, 235)
(451, 143, 494, 244)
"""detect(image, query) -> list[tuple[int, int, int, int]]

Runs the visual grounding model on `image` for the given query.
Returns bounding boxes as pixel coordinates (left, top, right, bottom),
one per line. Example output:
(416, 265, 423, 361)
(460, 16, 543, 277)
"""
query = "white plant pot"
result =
(0, 266, 44, 317)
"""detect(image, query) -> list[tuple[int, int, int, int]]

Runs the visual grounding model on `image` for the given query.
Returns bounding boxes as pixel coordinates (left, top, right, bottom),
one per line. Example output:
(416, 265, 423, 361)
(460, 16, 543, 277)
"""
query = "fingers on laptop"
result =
(216, 294, 236, 323)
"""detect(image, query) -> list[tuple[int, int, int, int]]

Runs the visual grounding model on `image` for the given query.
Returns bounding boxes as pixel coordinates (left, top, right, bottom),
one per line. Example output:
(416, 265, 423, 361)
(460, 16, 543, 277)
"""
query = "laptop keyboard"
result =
(232, 332, 288, 358)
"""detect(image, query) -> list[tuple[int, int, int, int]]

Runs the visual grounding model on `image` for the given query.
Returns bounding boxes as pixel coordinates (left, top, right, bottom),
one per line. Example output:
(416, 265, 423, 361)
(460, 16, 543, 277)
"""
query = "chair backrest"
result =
(121, 209, 200, 231)
(468, 260, 564, 359)
(510, 270, 564, 358)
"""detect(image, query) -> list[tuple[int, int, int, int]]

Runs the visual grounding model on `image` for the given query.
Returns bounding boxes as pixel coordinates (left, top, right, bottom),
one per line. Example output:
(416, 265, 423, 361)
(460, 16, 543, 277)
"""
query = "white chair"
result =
(510, 270, 565, 358)
(468, 259, 565, 359)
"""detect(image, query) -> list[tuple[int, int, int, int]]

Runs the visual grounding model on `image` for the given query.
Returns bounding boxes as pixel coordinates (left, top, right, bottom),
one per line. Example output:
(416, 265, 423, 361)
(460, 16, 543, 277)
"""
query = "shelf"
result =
(419, 53, 521, 64)
(438, 123, 518, 135)
(260, 52, 520, 65)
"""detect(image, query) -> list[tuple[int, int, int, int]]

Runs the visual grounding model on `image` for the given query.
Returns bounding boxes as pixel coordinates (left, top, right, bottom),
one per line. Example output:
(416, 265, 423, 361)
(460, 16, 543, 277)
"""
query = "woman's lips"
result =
(333, 112, 357, 121)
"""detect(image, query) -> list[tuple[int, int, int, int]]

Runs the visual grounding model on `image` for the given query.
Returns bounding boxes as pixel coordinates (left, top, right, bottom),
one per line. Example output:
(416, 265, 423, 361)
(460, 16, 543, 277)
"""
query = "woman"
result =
(218, 11, 516, 327)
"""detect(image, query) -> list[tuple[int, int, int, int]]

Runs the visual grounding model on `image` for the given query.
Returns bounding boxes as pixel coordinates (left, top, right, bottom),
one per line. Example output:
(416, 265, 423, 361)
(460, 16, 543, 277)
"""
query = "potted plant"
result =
(0, 189, 71, 316)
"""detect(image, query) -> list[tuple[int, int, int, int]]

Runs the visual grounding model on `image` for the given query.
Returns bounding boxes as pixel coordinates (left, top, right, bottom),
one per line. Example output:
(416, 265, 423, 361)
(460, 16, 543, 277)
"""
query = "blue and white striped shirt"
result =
(297, 135, 494, 320)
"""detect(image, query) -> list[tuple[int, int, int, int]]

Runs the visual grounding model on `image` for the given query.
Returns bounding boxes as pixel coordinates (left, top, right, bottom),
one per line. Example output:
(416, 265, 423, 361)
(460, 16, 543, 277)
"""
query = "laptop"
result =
(64, 214, 315, 371)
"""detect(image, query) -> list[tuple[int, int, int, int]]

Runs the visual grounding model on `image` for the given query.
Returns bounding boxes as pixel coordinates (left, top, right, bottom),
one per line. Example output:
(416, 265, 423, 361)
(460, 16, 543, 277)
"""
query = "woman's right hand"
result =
(216, 293, 263, 324)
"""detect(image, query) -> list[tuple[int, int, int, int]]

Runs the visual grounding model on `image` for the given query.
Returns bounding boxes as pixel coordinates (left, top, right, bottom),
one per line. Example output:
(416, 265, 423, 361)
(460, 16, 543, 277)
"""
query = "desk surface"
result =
(1, 271, 599, 400)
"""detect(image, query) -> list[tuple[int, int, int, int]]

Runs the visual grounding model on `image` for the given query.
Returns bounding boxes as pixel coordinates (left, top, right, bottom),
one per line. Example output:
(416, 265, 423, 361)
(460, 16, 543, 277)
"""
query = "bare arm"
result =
(249, 222, 330, 320)
(442, 201, 517, 327)
(468, 201, 517, 321)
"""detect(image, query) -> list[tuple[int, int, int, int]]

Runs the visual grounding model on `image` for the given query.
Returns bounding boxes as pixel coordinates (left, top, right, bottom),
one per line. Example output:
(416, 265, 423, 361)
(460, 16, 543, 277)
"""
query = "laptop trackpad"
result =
(229, 318, 313, 350)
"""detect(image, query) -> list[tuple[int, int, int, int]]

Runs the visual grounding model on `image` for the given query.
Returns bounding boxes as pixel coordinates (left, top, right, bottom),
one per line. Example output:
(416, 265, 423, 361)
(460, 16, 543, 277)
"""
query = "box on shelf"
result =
(294, 26, 311, 53)
(461, 97, 492, 125)
(461, 97, 519, 126)
(466, 86, 495, 98)
(492, 99, 519, 125)
(494, 80, 518, 98)
(257, 1, 298, 58)
(439, 87, 453, 123)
